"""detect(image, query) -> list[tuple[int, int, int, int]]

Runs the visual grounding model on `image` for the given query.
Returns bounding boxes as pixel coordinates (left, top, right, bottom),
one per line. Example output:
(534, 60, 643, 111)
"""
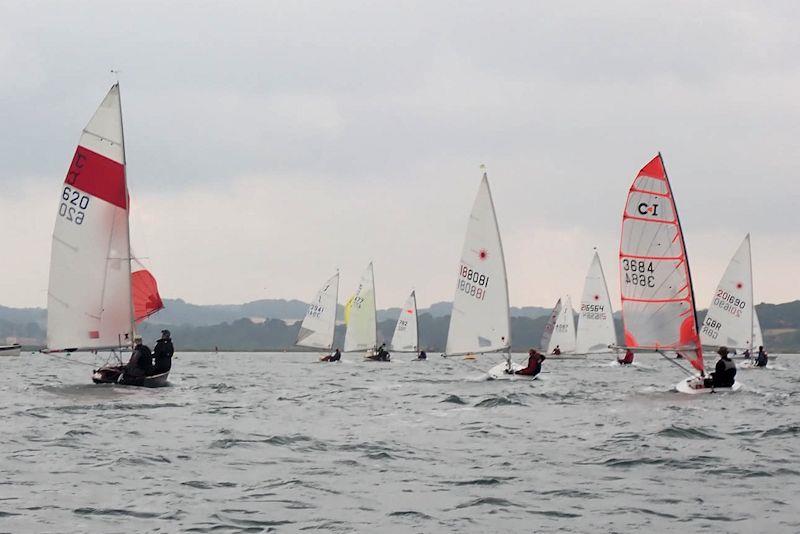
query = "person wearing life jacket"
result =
(618, 349, 635, 365)
(124, 336, 152, 378)
(321, 348, 341, 362)
(742, 348, 751, 360)
(705, 346, 736, 388)
(552, 345, 561, 356)
(755, 346, 768, 367)
(152, 329, 174, 374)
(417, 350, 427, 360)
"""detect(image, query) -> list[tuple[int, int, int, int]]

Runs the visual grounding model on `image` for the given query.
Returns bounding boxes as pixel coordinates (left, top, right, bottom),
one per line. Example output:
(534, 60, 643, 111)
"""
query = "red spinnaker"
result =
(132, 269, 164, 323)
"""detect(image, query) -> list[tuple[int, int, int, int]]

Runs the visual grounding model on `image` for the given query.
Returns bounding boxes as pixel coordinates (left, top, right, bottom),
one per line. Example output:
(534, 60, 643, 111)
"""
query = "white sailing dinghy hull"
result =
(675, 376, 742, 395)
(0, 344, 22, 357)
(487, 361, 537, 381)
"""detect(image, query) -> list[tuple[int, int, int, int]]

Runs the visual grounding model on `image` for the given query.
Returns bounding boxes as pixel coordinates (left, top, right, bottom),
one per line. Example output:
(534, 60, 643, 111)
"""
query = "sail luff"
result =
(118, 83, 136, 347)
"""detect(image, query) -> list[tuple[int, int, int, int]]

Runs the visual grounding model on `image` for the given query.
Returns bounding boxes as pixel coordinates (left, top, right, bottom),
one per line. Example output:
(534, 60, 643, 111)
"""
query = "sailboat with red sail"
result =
(619, 154, 740, 394)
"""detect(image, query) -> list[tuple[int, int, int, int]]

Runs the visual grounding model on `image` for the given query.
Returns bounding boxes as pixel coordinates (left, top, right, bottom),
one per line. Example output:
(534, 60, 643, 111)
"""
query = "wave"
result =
(474, 396, 525, 408)
(656, 425, 722, 440)
(441, 394, 467, 404)
(453, 497, 520, 509)
(73, 507, 160, 519)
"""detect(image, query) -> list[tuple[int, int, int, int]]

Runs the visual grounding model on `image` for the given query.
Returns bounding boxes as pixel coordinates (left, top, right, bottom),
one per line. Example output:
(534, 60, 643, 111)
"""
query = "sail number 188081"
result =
(458, 265, 489, 300)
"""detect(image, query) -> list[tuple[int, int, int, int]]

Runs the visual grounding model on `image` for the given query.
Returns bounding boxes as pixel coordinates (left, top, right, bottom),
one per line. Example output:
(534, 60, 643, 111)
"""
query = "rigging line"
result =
(38, 350, 98, 368)
(657, 350, 696, 377)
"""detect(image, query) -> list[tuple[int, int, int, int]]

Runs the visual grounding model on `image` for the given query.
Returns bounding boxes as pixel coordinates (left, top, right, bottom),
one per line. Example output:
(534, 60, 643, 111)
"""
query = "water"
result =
(1, 352, 799, 533)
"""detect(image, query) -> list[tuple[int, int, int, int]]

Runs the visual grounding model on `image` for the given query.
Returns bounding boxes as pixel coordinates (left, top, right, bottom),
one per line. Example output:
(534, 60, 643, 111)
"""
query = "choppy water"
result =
(1, 351, 799, 533)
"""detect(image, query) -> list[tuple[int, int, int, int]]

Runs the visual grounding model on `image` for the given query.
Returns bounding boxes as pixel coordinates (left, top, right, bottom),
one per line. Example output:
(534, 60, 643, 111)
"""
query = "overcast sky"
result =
(1, 1, 798, 311)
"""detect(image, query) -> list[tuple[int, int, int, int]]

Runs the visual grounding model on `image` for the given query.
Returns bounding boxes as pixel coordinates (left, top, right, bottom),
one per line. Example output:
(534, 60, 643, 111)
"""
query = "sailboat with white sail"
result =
(46, 84, 166, 386)
(442, 168, 524, 379)
(543, 295, 580, 358)
(619, 154, 739, 394)
(575, 251, 618, 355)
(296, 272, 339, 360)
(390, 290, 420, 357)
(344, 262, 381, 360)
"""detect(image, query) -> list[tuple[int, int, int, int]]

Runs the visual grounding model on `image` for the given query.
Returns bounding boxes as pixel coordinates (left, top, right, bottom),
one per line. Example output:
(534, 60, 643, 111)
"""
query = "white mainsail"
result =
(575, 252, 617, 353)
(445, 171, 510, 356)
(343, 262, 378, 352)
(546, 295, 577, 353)
(700, 235, 755, 350)
(390, 290, 418, 352)
(296, 272, 339, 350)
(540, 298, 562, 351)
(752, 308, 764, 349)
(47, 84, 163, 352)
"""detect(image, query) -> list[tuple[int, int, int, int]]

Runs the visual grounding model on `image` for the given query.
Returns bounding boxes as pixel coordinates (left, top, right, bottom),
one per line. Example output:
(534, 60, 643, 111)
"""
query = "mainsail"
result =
(47, 84, 163, 352)
(752, 308, 764, 349)
(546, 295, 577, 353)
(390, 290, 419, 352)
(619, 154, 704, 372)
(700, 235, 754, 350)
(540, 298, 562, 352)
(296, 272, 339, 350)
(445, 171, 510, 356)
(575, 252, 617, 353)
(343, 263, 377, 352)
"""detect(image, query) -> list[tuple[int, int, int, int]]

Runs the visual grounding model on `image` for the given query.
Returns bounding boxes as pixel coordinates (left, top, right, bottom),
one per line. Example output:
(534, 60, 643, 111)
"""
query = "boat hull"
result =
(675, 376, 742, 394)
(92, 365, 170, 388)
(0, 344, 22, 357)
(487, 361, 538, 381)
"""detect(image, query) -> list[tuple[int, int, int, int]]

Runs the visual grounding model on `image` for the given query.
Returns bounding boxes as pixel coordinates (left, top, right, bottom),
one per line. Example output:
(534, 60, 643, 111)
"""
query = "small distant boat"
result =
(443, 168, 526, 379)
(343, 263, 384, 361)
(619, 154, 739, 393)
(542, 295, 581, 358)
(575, 251, 618, 355)
(0, 344, 22, 357)
(46, 84, 166, 387)
(296, 272, 339, 360)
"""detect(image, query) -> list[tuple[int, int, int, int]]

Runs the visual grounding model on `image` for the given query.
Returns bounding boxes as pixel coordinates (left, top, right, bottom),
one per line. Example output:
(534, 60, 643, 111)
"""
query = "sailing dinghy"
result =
(0, 344, 22, 357)
(619, 154, 739, 394)
(296, 272, 339, 361)
(442, 169, 525, 379)
(46, 84, 166, 387)
(543, 295, 581, 358)
(344, 263, 383, 361)
(390, 290, 422, 359)
(575, 251, 618, 356)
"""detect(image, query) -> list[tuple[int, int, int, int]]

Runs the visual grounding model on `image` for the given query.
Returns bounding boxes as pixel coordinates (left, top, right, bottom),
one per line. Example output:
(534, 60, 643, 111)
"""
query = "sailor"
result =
(705, 346, 736, 388)
(417, 350, 427, 360)
(742, 348, 751, 360)
(152, 330, 174, 374)
(125, 336, 153, 378)
(618, 349, 635, 365)
(507, 349, 545, 376)
(755, 346, 768, 367)
(552, 345, 561, 356)
(378, 343, 390, 361)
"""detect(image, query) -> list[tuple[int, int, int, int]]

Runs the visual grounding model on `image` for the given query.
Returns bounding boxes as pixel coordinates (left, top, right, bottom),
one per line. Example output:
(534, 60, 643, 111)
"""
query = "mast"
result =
(746, 234, 754, 351)
(117, 82, 135, 349)
(412, 290, 419, 352)
(371, 262, 377, 350)
(332, 269, 339, 351)
(483, 168, 512, 354)
(659, 153, 701, 360)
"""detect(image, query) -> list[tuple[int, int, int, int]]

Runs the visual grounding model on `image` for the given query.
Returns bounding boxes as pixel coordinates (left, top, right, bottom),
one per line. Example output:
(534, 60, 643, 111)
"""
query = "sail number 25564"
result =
(458, 264, 489, 300)
(59, 186, 90, 225)
(622, 259, 655, 288)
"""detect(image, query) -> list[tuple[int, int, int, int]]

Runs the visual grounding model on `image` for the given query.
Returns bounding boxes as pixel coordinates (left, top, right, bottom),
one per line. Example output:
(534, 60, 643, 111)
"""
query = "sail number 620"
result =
(622, 259, 655, 288)
(59, 186, 90, 225)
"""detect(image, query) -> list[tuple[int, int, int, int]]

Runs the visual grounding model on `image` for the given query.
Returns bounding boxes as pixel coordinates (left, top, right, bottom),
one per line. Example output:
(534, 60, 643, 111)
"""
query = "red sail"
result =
(132, 269, 164, 323)
(619, 154, 704, 373)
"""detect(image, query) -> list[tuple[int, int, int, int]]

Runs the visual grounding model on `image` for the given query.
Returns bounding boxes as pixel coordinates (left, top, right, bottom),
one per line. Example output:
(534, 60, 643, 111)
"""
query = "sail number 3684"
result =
(622, 259, 655, 288)
(59, 186, 90, 225)
(458, 265, 489, 300)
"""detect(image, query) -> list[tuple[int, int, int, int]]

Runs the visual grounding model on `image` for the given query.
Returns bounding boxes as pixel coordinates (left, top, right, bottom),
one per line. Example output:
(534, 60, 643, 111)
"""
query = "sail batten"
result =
(619, 154, 704, 372)
(445, 172, 510, 356)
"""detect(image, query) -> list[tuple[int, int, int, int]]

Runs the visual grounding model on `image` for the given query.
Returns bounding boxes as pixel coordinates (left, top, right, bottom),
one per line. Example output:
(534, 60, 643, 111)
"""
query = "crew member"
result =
(507, 349, 545, 377)
(417, 350, 427, 360)
(152, 330, 174, 374)
(124, 336, 152, 378)
(618, 349, 635, 365)
(755, 346, 768, 367)
(705, 346, 736, 388)
(552, 345, 561, 356)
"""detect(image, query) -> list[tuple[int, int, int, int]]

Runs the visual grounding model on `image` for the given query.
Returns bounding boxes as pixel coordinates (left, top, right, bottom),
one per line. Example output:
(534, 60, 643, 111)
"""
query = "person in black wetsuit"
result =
(152, 329, 174, 374)
(704, 346, 736, 388)
(417, 350, 427, 360)
(755, 346, 768, 367)
(552, 345, 561, 355)
(322, 348, 341, 362)
(124, 336, 152, 378)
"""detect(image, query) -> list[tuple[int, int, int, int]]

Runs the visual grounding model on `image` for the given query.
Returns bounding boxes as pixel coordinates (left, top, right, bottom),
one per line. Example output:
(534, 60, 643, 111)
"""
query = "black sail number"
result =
(622, 259, 655, 288)
(59, 186, 90, 225)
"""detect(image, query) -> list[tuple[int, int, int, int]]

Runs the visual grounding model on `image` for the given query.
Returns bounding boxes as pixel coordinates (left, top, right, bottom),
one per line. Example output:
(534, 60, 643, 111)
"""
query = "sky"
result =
(1, 1, 798, 310)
